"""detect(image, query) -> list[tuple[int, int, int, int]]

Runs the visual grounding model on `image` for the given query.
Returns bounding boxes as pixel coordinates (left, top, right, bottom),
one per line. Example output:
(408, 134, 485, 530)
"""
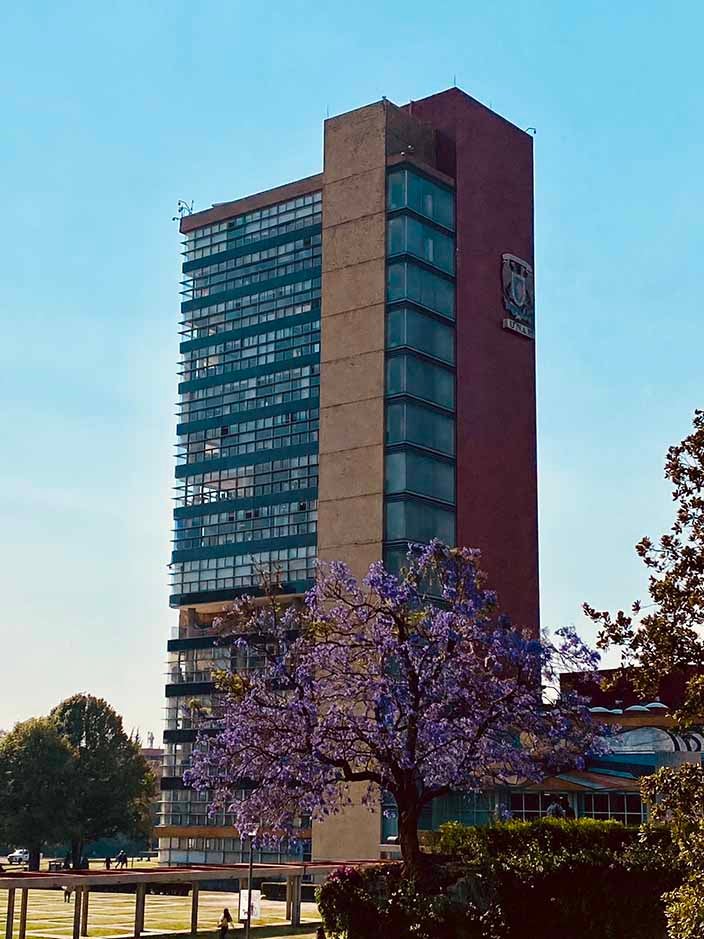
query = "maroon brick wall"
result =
(561, 667, 704, 709)
(407, 89, 539, 634)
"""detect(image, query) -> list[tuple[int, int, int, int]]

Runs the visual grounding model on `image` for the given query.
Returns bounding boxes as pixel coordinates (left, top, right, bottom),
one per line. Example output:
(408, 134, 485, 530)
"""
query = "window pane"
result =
(385, 450, 455, 503)
(406, 171, 455, 229)
(387, 215, 406, 256)
(386, 401, 406, 443)
(387, 261, 454, 318)
(383, 546, 407, 574)
(387, 170, 406, 211)
(387, 214, 455, 274)
(386, 401, 455, 456)
(385, 498, 455, 544)
(385, 451, 407, 493)
(386, 355, 405, 397)
(386, 353, 454, 410)
(387, 307, 455, 364)
(611, 795, 625, 815)
(386, 306, 407, 348)
(594, 795, 609, 815)
(387, 261, 406, 303)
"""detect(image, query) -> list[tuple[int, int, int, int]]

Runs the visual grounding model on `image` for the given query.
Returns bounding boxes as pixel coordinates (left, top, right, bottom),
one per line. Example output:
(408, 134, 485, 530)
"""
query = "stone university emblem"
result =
(501, 253, 534, 339)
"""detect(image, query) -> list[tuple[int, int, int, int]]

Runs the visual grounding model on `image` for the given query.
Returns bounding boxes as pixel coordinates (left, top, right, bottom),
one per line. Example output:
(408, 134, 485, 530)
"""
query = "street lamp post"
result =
(244, 833, 255, 939)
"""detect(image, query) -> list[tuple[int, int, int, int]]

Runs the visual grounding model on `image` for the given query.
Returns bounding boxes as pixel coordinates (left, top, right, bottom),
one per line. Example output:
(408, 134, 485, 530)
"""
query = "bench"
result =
(48, 861, 64, 872)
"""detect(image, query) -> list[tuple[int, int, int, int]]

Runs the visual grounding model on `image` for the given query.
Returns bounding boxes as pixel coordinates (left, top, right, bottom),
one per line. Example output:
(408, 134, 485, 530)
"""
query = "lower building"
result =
(377, 674, 704, 856)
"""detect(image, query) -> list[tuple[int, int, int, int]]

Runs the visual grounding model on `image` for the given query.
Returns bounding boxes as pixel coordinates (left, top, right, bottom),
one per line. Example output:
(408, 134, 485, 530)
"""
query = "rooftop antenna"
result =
(172, 200, 194, 222)
(453, 73, 457, 86)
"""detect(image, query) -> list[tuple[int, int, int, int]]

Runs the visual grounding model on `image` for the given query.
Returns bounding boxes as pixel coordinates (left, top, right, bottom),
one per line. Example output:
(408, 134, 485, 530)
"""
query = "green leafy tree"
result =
(584, 411, 704, 936)
(0, 718, 77, 870)
(50, 695, 156, 866)
(642, 764, 704, 939)
(584, 409, 704, 722)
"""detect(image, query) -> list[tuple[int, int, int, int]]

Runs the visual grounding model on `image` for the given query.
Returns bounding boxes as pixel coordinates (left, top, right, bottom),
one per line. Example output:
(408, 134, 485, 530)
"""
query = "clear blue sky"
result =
(1, 1, 701, 736)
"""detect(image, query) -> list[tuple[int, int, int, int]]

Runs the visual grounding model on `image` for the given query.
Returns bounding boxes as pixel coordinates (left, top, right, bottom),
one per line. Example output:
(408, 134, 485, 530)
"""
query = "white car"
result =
(7, 849, 30, 864)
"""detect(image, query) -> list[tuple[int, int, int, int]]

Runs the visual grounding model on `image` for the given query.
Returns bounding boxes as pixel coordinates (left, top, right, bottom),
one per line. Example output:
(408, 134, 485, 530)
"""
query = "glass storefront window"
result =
(386, 306, 454, 364)
(581, 792, 644, 826)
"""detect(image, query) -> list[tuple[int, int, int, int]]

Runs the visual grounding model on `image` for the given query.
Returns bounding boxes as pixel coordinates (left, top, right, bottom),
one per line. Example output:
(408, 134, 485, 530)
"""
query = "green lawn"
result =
(0, 887, 320, 939)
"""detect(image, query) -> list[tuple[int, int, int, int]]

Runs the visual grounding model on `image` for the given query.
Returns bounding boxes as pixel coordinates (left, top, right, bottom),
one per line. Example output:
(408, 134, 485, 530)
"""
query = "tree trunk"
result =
(398, 805, 422, 879)
(71, 839, 83, 870)
(28, 848, 41, 871)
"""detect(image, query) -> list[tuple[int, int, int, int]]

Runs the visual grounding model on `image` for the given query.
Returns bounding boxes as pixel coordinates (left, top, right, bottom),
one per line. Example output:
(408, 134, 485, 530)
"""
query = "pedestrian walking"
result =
(560, 796, 576, 819)
(62, 887, 73, 904)
(217, 908, 232, 939)
(545, 798, 565, 819)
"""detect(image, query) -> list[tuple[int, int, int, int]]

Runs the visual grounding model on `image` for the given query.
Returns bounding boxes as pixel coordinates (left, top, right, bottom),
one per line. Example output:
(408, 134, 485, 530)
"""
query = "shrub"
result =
(435, 817, 635, 870)
(316, 863, 502, 939)
(317, 820, 681, 939)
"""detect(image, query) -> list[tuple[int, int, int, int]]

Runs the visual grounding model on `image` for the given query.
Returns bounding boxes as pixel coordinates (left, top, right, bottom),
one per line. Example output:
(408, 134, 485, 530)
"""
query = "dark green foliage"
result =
(641, 764, 704, 938)
(0, 719, 76, 870)
(50, 695, 156, 865)
(317, 820, 681, 939)
(434, 816, 636, 870)
(316, 863, 502, 939)
(584, 409, 704, 725)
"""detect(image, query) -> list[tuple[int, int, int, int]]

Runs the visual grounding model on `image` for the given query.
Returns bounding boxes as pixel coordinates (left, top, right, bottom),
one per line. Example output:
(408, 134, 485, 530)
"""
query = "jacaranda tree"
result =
(186, 542, 603, 874)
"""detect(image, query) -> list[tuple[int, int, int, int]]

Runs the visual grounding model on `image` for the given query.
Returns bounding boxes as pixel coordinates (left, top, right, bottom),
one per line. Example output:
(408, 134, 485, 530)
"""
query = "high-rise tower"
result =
(159, 88, 538, 865)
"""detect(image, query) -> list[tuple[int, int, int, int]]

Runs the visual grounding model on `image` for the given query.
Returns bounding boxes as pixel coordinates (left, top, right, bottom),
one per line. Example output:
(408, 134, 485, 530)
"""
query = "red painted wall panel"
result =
(408, 89, 540, 634)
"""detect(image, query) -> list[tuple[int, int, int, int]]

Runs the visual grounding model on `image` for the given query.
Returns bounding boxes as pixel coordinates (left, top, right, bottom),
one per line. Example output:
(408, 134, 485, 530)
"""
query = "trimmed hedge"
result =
(317, 820, 682, 939)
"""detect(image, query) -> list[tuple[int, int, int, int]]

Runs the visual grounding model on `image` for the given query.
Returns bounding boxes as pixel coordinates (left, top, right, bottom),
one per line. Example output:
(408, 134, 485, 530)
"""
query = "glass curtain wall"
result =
(172, 192, 322, 606)
(384, 168, 456, 571)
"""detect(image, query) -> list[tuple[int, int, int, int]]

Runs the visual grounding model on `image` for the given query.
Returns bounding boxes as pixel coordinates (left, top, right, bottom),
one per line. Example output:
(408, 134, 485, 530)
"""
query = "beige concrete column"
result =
(289, 876, 302, 927)
(72, 888, 82, 939)
(318, 100, 388, 584)
(18, 889, 28, 939)
(315, 102, 389, 863)
(285, 877, 292, 920)
(5, 888, 15, 939)
(80, 888, 89, 937)
(190, 883, 199, 935)
(315, 100, 440, 863)
(134, 884, 146, 939)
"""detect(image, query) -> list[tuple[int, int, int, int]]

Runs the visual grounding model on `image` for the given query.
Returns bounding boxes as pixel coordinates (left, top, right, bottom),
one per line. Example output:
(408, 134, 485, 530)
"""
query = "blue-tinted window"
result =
(387, 169, 455, 230)
(386, 353, 454, 410)
(385, 498, 455, 544)
(386, 307, 454, 364)
(387, 261, 454, 319)
(385, 450, 455, 503)
(386, 401, 455, 456)
(387, 215, 455, 274)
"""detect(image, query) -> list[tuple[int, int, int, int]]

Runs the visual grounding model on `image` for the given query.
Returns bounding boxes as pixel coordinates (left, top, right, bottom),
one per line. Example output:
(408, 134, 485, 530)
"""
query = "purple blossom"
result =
(186, 543, 605, 869)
